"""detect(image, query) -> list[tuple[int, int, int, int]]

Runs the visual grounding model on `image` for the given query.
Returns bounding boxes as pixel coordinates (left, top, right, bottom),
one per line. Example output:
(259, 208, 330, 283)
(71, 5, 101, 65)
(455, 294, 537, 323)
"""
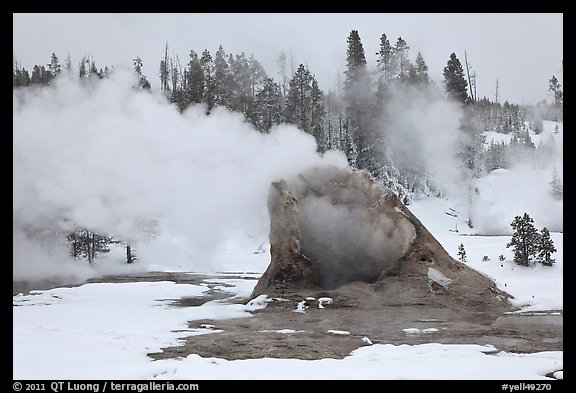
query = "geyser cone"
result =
(252, 166, 511, 315)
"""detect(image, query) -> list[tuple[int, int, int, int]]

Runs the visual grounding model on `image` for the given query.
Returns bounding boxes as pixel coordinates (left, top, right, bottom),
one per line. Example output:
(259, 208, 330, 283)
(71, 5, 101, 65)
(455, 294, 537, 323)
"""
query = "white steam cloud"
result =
(13, 70, 348, 282)
(380, 86, 466, 200)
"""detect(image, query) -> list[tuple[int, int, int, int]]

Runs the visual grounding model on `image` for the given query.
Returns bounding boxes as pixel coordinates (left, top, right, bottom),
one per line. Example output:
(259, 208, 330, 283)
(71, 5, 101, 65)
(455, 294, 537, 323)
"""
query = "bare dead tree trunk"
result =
(464, 51, 475, 103)
(126, 244, 133, 264)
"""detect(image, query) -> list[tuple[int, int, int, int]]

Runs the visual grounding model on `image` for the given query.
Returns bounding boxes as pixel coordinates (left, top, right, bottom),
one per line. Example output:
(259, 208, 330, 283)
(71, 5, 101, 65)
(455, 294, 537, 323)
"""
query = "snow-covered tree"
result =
(253, 77, 283, 132)
(376, 33, 395, 86)
(133, 56, 150, 89)
(457, 243, 466, 262)
(187, 51, 205, 105)
(548, 75, 563, 107)
(47, 52, 61, 79)
(213, 45, 231, 107)
(200, 49, 215, 111)
(537, 227, 556, 267)
(506, 213, 540, 267)
(393, 36, 411, 80)
(549, 168, 563, 200)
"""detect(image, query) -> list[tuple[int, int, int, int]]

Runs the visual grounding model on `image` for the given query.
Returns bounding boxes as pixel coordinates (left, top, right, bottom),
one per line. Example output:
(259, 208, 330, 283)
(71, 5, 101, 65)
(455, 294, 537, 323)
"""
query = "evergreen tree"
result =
(548, 75, 563, 107)
(213, 45, 231, 107)
(506, 213, 540, 266)
(284, 64, 326, 150)
(394, 36, 411, 80)
(200, 49, 215, 111)
(229, 52, 252, 114)
(310, 77, 326, 152)
(47, 52, 61, 79)
(537, 227, 556, 266)
(285, 64, 313, 132)
(78, 56, 88, 79)
(30, 65, 42, 84)
(187, 50, 205, 105)
(549, 168, 563, 200)
(253, 77, 283, 132)
(443, 52, 469, 105)
(133, 56, 151, 89)
(64, 53, 72, 73)
(246, 54, 267, 123)
(323, 89, 345, 151)
(457, 243, 466, 262)
(376, 33, 395, 86)
(413, 52, 430, 87)
(344, 30, 368, 92)
(89, 60, 100, 79)
(343, 30, 375, 170)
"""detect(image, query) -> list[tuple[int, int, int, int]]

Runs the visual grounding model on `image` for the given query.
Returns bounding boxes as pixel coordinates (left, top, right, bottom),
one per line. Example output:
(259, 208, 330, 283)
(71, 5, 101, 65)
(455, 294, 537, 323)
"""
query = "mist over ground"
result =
(376, 85, 563, 236)
(13, 70, 348, 282)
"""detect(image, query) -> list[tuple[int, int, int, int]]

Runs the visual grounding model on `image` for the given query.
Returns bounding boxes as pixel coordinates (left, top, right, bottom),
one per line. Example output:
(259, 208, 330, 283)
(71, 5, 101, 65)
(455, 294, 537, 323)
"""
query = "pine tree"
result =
(187, 50, 205, 105)
(548, 75, 563, 107)
(246, 54, 267, 123)
(443, 52, 469, 105)
(549, 168, 563, 200)
(394, 37, 410, 80)
(47, 52, 61, 79)
(200, 49, 215, 111)
(537, 227, 556, 266)
(213, 45, 231, 107)
(310, 77, 326, 151)
(64, 53, 72, 73)
(133, 56, 150, 89)
(229, 52, 251, 114)
(78, 56, 88, 79)
(457, 243, 466, 262)
(253, 77, 283, 132)
(376, 33, 395, 86)
(30, 65, 42, 84)
(506, 213, 540, 266)
(285, 64, 313, 132)
(343, 30, 375, 170)
(413, 52, 430, 87)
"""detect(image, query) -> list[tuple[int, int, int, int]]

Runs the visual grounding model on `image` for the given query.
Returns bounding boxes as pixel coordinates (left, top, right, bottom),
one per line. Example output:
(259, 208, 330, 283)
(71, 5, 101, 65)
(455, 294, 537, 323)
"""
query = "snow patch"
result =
(427, 267, 451, 289)
(293, 300, 307, 313)
(327, 329, 350, 336)
(318, 297, 333, 309)
(260, 329, 305, 334)
(403, 328, 439, 335)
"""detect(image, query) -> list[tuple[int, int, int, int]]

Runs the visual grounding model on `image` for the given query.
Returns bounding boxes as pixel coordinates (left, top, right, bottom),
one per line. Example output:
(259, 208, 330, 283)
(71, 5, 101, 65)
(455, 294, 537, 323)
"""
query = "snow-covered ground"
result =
(13, 201, 563, 380)
(13, 274, 562, 380)
(409, 197, 563, 313)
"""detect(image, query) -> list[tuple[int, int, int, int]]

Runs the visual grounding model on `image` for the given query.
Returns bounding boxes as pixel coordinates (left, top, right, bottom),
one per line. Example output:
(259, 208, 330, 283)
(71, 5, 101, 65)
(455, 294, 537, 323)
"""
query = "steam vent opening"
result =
(299, 194, 411, 289)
